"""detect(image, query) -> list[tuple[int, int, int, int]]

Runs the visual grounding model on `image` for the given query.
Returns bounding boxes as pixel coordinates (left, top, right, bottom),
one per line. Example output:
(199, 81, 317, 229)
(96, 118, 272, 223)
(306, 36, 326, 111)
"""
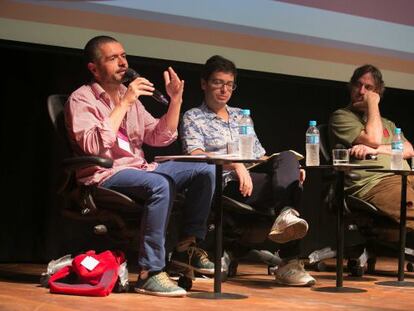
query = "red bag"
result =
(49, 250, 125, 297)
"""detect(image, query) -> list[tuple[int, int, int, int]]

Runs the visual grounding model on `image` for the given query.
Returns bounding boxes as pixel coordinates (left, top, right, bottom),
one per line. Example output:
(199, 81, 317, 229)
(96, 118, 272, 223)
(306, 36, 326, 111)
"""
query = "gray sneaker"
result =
(134, 271, 187, 297)
(268, 208, 308, 243)
(275, 259, 316, 286)
(170, 244, 215, 275)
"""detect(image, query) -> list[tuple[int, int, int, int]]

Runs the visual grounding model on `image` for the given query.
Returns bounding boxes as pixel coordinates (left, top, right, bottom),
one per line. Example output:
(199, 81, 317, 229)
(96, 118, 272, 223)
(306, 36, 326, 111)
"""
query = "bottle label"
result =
(391, 141, 403, 151)
(306, 135, 319, 144)
(240, 125, 254, 135)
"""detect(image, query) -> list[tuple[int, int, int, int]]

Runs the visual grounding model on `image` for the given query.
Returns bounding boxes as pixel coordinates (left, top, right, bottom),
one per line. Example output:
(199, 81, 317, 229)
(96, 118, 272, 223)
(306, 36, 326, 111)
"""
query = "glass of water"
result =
(227, 140, 239, 157)
(332, 149, 349, 165)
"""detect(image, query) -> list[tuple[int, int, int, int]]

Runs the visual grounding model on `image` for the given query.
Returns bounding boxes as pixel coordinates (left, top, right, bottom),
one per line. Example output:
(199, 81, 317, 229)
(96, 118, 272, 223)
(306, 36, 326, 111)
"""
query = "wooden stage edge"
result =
(1, 258, 414, 311)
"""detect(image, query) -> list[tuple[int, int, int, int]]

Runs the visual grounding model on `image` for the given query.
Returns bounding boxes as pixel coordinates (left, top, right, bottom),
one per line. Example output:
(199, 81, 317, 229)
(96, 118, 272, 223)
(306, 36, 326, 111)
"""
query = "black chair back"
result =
(47, 94, 71, 156)
(317, 124, 331, 164)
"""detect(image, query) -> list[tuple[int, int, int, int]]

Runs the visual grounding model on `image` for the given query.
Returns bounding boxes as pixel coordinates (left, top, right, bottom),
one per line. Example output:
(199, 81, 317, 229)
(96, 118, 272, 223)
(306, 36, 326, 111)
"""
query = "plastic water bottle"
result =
(391, 127, 403, 170)
(239, 109, 254, 159)
(305, 120, 320, 166)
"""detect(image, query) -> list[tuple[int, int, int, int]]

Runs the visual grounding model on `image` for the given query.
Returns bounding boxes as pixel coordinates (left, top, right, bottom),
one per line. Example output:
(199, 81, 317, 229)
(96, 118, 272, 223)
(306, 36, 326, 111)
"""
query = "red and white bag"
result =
(49, 250, 126, 297)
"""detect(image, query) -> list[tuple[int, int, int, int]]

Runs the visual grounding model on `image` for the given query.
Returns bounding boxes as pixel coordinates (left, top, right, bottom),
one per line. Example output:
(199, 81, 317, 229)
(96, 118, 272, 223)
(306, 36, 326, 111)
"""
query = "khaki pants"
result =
(360, 175, 414, 230)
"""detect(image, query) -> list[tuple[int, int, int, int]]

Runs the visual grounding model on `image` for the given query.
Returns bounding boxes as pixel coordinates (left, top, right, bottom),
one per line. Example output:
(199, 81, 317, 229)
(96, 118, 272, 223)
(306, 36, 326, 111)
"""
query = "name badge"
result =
(117, 129, 133, 154)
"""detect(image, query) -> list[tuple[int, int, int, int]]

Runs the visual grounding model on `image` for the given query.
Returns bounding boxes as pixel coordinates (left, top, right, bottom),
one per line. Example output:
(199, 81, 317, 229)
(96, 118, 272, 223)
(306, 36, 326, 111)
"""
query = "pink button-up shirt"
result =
(65, 82, 177, 185)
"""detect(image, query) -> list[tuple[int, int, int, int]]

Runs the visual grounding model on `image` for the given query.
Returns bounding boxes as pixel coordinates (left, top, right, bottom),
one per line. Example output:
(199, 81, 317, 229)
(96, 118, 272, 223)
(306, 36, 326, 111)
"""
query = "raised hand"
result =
(353, 90, 380, 111)
(164, 67, 184, 103)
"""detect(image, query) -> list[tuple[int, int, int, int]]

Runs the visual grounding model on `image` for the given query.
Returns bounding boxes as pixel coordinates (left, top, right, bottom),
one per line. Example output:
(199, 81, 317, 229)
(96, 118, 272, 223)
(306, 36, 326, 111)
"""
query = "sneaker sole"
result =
(268, 220, 308, 243)
(275, 278, 316, 287)
(134, 287, 187, 297)
(170, 260, 215, 275)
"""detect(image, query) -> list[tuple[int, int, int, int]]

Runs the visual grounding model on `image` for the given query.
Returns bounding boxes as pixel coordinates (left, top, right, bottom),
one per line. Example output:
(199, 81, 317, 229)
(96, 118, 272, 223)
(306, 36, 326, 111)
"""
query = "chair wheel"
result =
(316, 261, 327, 272)
(178, 276, 192, 291)
(220, 269, 229, 282)
(228, 260, 238, 277)
(268, 265, 277, 275)
(407, 262, 414, 272)
(39, 273, 50, 287)
(367, 258, 376, 274)
(347, 259, 364, 277)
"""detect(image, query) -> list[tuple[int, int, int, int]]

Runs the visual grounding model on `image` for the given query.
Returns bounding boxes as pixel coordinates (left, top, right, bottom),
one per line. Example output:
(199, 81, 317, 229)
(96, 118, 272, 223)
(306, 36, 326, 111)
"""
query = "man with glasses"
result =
(329, 64, 414, 230)
(180, 55, 315, 286)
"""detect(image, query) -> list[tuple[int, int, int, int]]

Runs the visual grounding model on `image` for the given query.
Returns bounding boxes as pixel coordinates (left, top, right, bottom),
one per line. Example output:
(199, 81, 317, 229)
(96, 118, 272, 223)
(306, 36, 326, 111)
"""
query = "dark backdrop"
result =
(1, 39, 414, 262)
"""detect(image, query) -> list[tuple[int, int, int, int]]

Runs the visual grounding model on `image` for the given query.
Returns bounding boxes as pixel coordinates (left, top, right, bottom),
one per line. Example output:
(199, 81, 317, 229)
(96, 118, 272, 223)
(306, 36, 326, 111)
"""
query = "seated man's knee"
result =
(279, 150, 298, 163)
(196, 163, 216, 183)
(152, 176, 175, 197)
(272, 151, 299, 169)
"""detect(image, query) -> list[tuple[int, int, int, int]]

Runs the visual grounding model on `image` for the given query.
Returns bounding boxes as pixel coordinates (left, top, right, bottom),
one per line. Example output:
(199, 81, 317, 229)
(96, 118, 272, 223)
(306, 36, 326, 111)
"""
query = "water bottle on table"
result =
(391, 127, 403, 170)
(305, 120, 320, 166)
(239, 109, 254, 159)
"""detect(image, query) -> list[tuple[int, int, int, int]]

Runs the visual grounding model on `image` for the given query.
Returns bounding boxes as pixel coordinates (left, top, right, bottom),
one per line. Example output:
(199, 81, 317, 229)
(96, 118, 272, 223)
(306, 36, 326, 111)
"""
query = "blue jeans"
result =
(101, 161, 215, 272)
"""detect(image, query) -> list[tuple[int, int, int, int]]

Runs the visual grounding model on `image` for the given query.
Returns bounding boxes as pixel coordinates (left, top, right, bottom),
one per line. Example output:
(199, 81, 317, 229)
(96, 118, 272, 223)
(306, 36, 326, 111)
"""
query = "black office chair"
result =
(218, 195, 280, 276)
(315, 124, 414, 276)
(49, 94, 205, 290)
(48, 94, 148, 245)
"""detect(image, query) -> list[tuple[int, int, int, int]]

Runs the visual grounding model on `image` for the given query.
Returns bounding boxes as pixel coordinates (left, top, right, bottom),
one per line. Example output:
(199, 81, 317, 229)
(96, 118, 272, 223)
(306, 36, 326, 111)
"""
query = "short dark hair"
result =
(350, 64, 385, 97)
(84, 35, 118, 63)
(201, 55, 237, 81)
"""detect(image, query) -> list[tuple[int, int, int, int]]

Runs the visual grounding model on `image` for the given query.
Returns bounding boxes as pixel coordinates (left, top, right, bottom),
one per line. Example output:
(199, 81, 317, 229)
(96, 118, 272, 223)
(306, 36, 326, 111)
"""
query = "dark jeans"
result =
(101, 161, 215, 272)
(223, 151, 302, 260)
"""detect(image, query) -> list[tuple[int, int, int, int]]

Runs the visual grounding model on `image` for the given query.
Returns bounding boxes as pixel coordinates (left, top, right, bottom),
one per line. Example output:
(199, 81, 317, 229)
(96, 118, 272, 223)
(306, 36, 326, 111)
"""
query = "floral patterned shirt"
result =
(180, 102, 265, 183)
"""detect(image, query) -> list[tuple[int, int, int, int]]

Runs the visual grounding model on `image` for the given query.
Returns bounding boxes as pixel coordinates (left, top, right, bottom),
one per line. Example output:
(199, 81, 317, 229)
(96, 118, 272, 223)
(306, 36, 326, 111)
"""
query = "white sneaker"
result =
(275, 259, 316, 286)
(268, 208, 308, 243)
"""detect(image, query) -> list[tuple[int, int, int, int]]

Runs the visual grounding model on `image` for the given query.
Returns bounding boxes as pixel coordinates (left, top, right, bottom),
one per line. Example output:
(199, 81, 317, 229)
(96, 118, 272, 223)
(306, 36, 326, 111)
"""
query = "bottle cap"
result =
(242, 109, 251, 116)
(309, 120, 317, 126)
(395, 128, 401, 134)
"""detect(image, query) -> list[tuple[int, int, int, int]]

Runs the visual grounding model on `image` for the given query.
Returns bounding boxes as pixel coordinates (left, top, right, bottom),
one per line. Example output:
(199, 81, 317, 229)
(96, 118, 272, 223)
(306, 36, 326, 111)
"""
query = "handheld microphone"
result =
(338, 143, 377, 160)
(122, 68, 169, 105)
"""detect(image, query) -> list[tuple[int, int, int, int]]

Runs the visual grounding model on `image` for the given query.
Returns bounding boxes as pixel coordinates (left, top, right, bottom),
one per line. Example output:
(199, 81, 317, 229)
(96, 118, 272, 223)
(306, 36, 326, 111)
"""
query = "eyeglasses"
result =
(353, 81, 376, 92)
(209, 79, 237, 91)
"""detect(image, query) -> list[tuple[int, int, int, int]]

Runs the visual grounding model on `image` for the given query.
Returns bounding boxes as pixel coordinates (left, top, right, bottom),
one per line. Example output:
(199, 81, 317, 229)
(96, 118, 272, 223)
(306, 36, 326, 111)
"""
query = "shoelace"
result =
(291, 261, 306, 273)
(154, 272, 175, 288)
(187, 246, 210, 264)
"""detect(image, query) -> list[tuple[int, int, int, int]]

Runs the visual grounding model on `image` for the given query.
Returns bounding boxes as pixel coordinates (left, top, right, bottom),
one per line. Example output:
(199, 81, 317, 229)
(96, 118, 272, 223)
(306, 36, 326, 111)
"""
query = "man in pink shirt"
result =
(65, 36, 215, 297)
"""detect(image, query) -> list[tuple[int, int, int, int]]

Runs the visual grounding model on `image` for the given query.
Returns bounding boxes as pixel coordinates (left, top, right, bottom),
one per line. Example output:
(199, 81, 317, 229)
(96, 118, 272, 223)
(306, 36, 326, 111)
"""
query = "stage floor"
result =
(0, 258, 413, 310)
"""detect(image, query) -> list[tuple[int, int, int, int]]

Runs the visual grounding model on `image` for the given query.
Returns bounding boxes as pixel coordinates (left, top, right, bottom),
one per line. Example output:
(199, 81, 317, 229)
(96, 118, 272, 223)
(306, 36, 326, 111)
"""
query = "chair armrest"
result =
(346, 195, 379, 214)
(222, 195, 275, 217)
(62, 156, 113, 172)
(346, 171, 361, 181)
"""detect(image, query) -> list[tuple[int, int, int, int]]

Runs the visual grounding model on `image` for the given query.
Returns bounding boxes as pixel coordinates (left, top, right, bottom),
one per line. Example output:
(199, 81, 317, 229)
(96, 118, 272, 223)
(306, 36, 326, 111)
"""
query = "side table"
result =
(155, 155, 265, 299)
(306, 164, 382, 293)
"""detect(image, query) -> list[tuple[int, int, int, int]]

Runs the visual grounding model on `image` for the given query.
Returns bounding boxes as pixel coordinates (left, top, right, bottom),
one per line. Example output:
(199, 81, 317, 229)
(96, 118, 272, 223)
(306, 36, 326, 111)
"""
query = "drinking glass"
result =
(332, 149, 349, 165)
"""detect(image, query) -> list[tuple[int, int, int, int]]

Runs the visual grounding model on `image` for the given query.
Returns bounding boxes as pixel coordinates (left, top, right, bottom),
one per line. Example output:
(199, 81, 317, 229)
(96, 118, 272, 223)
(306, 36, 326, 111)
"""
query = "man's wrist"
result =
(168, 96, 182, 106)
